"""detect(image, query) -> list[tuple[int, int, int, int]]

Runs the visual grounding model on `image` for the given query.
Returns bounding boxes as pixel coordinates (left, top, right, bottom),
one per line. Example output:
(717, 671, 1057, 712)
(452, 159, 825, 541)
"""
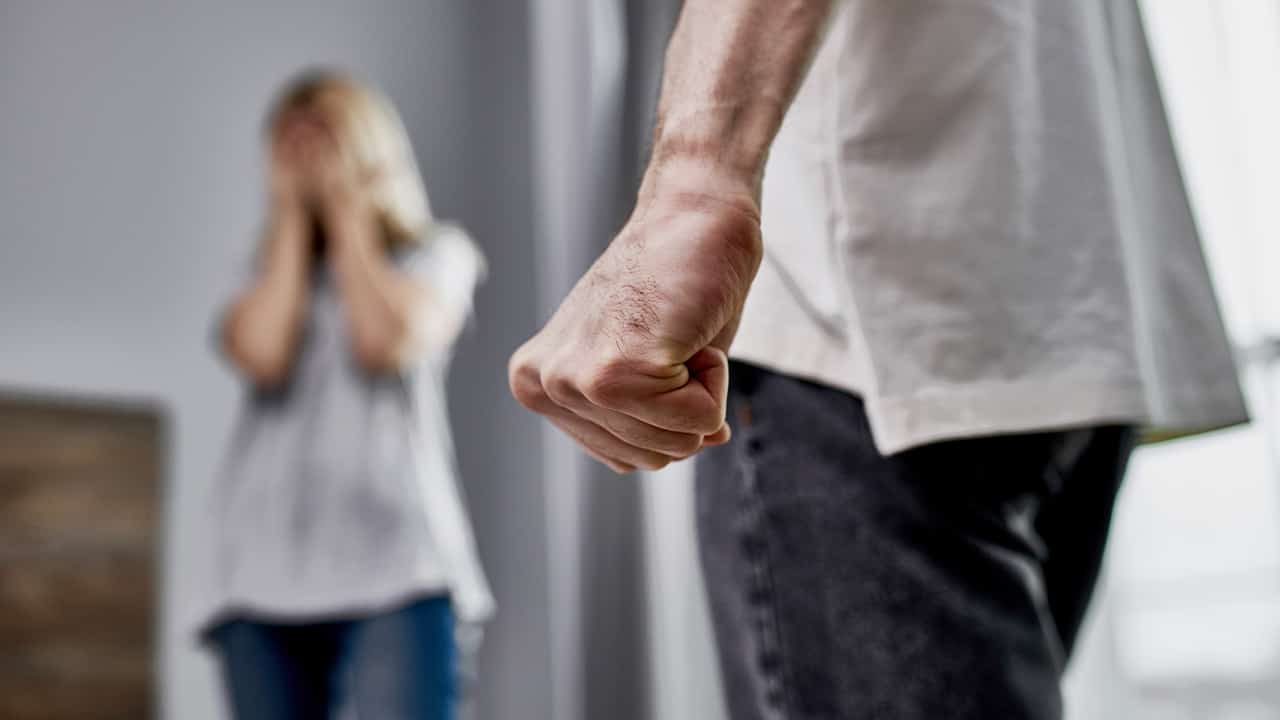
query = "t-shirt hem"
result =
(197, 575, 495, 645)
(727, 351, 1158, 456)
(869, 376, 1150, 455)
(725, 351, 1251, 457)
(730, 337, 861, 399)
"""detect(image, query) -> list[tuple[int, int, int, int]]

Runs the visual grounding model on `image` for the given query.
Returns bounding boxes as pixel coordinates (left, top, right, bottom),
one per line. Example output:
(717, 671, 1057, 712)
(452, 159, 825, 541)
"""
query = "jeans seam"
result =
(736, 431, 797, 720)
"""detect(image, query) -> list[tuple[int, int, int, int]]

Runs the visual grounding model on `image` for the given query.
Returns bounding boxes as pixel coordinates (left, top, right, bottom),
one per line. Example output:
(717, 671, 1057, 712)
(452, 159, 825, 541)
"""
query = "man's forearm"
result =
(641, 0, 835, 203)
(505, 0, 834, 472)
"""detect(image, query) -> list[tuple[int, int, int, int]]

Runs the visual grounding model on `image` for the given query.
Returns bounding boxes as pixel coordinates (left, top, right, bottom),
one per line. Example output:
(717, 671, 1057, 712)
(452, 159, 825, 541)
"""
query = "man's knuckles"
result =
(539, 354, 633, 410)
(508, 349, 551, 412)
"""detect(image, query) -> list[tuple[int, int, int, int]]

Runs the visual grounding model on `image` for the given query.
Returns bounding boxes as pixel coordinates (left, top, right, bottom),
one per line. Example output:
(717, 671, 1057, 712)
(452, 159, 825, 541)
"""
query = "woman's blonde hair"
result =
(268, 69, 432, 248)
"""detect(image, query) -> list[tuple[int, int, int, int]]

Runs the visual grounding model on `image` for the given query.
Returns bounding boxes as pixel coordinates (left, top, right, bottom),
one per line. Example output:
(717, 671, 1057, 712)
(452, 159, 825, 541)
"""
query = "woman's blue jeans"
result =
(210, 595, 456, 720)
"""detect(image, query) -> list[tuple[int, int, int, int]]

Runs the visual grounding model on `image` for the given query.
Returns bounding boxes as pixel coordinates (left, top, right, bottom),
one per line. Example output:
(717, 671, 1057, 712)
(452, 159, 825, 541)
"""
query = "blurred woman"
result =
(202, 69, 493, 720)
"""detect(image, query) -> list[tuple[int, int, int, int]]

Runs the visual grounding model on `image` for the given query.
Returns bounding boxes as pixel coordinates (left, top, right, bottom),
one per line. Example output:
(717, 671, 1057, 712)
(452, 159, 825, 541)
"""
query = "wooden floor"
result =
(0, 394, 161, 720)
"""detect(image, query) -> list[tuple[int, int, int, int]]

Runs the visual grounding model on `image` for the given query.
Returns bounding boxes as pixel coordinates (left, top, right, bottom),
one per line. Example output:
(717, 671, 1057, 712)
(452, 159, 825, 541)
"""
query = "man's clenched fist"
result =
(508, 171, 763, 473)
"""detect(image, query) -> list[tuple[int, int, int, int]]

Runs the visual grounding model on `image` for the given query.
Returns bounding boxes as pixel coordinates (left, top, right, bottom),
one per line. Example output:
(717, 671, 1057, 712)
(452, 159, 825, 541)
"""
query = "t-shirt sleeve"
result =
(212, 245, 260, 344)
(401, 223, 487, 318)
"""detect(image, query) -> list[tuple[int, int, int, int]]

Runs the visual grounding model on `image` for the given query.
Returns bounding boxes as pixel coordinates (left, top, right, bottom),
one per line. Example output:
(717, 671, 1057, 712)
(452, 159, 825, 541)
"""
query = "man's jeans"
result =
(696, 361, 1135, 719)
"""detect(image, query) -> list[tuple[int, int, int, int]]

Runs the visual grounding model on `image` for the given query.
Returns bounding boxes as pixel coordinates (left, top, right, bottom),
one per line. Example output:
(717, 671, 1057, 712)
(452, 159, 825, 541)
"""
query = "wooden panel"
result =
(0, 551, 153, 647)
(0, 394, 160, 720)
(0, 648, 150, 720)
(0, 470, 155, 547)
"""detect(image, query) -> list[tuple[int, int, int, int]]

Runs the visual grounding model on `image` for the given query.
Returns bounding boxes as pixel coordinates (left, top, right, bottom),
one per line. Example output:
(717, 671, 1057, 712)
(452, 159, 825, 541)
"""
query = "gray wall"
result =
(456, 2, 555, 719)
(0, 2, 550, 718)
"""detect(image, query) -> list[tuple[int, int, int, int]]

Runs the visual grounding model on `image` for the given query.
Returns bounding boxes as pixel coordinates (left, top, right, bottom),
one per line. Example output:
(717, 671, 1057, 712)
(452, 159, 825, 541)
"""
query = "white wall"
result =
(0, 3, 551, 718)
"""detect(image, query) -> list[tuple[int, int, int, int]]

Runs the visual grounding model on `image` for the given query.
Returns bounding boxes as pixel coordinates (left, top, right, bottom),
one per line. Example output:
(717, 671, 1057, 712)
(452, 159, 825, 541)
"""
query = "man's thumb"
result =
(686, 346, 730, 422)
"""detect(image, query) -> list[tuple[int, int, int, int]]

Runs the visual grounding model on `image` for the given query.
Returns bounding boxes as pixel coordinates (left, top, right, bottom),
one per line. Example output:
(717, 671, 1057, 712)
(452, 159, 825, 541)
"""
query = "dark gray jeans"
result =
(696, 361, 1135, 720)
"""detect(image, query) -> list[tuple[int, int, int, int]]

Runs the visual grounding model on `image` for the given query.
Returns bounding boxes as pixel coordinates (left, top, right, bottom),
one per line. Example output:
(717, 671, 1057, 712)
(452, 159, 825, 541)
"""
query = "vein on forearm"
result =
(650, 0, 835, 182)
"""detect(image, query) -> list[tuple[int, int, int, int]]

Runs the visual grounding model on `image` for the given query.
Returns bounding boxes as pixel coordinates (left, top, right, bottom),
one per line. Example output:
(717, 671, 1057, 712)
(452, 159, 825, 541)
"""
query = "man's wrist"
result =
(628, 154, 765, 287)
(637, 152, 763, 229)
(649, 99, 782, 183)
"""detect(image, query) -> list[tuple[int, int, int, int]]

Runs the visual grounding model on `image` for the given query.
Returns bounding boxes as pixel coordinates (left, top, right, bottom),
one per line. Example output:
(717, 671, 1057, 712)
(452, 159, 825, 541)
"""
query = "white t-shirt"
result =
(203, 224, 495, 631)
(732, 0, 1248, 454)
